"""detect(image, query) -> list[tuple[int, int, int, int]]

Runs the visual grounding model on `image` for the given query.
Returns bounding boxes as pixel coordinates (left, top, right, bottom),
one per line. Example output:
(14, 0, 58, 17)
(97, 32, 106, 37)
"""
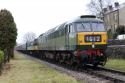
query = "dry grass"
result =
(0, 51, 80, 83)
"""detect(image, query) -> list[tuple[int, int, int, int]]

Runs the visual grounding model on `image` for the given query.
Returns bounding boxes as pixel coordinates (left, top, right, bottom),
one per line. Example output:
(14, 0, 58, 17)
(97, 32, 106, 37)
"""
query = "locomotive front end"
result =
(76, 21, 107, 66)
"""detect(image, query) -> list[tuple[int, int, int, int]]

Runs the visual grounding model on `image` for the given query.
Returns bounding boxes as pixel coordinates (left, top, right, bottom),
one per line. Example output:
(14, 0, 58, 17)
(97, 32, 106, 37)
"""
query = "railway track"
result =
(82, 66, 125, 83)
(55, 63, 125, 83)
(40, 58, 125, 83)
(45, 58, 125, 83)
(108, 45, 125, 47)
(23, 52, 125, 83)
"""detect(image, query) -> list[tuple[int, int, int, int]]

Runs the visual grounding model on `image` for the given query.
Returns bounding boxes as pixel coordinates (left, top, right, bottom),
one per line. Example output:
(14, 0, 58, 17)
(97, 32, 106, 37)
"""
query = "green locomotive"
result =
(18, 15, 108, 66)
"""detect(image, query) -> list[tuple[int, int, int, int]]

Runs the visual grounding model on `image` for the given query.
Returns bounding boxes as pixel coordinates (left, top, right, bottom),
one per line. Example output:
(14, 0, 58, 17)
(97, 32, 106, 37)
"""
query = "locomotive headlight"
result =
(85, 35, 101, 42)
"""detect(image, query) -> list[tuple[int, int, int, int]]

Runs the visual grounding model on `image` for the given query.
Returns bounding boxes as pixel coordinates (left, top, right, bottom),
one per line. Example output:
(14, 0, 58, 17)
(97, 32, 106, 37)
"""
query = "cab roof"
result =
(66, 15, 103, 24)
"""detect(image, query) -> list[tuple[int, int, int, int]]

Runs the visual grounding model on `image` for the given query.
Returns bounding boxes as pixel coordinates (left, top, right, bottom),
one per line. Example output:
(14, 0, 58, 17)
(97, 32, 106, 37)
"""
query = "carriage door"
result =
(65, 24, 70, 50)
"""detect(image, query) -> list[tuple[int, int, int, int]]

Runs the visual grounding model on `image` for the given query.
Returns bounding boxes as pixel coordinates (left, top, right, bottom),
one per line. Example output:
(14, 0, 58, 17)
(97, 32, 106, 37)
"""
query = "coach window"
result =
(54, 32, 56, 38)
(59, 30, 61, 36)
(55, 32, 57, 38)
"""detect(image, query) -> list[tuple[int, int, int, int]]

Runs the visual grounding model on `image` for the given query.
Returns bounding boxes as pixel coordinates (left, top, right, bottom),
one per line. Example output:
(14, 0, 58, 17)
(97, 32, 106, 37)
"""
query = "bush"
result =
(116, 25, 125, 35)
(0, 50, 4, 75)
(0, 50, 4, 63)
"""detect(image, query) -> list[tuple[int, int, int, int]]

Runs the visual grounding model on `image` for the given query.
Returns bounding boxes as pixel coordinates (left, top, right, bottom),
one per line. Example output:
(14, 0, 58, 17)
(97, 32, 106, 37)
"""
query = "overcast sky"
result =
(0, 0, 124, 43)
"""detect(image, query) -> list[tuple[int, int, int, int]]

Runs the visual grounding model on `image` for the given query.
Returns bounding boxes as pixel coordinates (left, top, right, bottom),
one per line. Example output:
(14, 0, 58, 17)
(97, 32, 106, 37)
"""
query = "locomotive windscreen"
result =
(76, 22, 105, 32)
(92, 22, 105, 32)
(76, 23, 91, 32)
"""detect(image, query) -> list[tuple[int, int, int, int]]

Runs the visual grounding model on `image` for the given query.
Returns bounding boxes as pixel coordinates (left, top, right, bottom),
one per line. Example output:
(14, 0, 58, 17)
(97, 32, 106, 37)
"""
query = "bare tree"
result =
(23, 32, 36, 43)
(87, 0, 114, 19)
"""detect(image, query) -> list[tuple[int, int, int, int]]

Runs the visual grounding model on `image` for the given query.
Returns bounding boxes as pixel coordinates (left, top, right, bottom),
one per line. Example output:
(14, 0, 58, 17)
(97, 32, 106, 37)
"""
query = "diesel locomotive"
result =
(17, 15, 108, 67)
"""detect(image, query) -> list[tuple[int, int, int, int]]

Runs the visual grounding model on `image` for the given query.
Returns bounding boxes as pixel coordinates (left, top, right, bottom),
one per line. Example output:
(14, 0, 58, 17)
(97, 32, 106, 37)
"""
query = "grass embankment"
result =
(105, 59, 125, 72)
(0, 51, 81, 83)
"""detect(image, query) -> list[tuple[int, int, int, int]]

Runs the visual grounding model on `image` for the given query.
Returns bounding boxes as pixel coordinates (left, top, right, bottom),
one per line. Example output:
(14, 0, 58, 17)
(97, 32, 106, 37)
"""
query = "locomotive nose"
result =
(77, 32, 107, 50)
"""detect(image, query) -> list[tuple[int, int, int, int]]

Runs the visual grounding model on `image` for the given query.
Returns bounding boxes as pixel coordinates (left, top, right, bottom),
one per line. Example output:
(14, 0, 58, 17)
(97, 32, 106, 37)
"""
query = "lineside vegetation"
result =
(105, 59, 125, 72)
(0, 9, 17, 62)
(0, 9, 17, 74)
(0, 51, 81, 83)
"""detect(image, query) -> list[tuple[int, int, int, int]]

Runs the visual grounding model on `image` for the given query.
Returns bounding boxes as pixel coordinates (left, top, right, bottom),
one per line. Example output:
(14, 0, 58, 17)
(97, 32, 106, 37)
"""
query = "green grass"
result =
(0, 51, 83, 83)
(105, 59, 125, 72)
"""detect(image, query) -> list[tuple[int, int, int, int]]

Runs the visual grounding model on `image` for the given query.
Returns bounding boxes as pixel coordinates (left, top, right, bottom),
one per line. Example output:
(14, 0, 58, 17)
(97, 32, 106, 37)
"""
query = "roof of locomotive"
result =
(66, 15, 103, 24)
(38, 15, 104, 37)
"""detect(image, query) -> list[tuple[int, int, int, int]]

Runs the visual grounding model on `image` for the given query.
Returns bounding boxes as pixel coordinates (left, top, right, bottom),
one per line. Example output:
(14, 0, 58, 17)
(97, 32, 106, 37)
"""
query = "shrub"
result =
(0, 50, 4, 63)
(116, 25, 125, 35)
(0, 50, 4, 75)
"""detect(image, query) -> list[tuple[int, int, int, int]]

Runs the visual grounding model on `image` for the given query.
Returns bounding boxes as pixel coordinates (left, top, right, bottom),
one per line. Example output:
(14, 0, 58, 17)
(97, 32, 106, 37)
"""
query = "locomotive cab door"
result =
(68, 24, 76, 51)
(65, 25, 70, 50)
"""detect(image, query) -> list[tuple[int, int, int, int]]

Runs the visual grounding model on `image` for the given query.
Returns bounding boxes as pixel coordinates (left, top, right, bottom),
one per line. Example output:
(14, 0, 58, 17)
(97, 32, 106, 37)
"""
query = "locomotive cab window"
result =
(76, 22, 91, 32)
(92, 22, 105, 32)
(76, 22, 105, 32)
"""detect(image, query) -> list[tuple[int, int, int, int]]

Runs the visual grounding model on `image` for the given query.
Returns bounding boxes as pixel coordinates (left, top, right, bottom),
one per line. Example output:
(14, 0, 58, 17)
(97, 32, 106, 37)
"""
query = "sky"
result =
(0, 0, 124, 44)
